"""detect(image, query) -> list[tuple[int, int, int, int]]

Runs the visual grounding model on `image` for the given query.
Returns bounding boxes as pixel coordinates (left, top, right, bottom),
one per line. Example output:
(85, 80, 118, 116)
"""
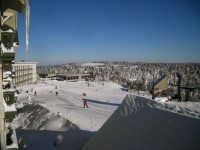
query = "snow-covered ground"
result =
(16, 80, 128, 131)
(13, 80, 200, 150)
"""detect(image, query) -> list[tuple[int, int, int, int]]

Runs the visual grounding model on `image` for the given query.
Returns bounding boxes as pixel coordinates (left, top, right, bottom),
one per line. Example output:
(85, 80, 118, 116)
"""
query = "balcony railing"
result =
(3, 90, 15, 106)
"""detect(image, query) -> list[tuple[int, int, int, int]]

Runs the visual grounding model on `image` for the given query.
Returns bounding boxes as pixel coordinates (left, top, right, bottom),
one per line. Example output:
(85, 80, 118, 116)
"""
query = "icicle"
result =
(24, 0, 30, 60)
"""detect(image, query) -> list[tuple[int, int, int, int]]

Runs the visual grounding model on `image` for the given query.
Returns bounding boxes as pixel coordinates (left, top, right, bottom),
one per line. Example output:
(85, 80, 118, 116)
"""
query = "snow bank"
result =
(83, 94, 200, 150)
(14, 103, 93, 149)
(14, 103, 78, 131)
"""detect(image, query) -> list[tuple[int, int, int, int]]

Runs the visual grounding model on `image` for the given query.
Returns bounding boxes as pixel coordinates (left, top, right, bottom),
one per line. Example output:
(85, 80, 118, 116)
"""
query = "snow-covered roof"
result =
(1, 29, 14, 33)
(83, 94, 200, 150)
(13, 61, 38, 64)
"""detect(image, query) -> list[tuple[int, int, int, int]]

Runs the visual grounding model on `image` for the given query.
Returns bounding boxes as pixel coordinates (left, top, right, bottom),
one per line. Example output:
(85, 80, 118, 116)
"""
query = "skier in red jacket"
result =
(83, 99, 88, 108)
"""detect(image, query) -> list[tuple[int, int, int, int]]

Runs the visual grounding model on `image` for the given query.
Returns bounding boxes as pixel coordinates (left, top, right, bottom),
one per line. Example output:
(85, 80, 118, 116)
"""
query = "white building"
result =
(12, 62, 37, 87)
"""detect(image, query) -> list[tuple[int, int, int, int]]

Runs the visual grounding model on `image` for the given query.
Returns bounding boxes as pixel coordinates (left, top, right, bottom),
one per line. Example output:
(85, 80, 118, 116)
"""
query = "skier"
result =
(28, 96, 32, 104)
(56, 92, 58, 96)
(34, 91, 37, 96)
(83, 99, 88, 108)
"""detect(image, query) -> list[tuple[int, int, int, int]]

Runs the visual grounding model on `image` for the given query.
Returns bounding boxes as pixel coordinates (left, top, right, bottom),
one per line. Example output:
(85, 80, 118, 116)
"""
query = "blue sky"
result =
(16, 0, 200, 65)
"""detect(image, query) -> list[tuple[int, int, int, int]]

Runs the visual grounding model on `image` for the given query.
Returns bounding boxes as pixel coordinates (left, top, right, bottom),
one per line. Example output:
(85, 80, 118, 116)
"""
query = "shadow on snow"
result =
(83, 98, 120, 106)
(16, 129, 95, 150)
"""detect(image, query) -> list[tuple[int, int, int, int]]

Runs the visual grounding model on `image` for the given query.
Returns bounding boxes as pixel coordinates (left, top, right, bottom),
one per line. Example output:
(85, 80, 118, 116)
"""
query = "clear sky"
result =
(15, 0, 200, 65)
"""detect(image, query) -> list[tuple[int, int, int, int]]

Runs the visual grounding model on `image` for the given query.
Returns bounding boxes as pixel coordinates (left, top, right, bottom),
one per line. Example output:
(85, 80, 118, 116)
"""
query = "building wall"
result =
(12, 62, 37, 87)
(65, 74, 90, 82)
(0, 64, 6, 150)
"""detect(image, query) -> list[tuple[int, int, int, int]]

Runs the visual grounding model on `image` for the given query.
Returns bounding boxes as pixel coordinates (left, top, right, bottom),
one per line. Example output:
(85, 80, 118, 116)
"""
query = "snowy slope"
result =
(14, 80, 200, 150)
(14, 80, 128, 149)
(16, 80, 128, 131)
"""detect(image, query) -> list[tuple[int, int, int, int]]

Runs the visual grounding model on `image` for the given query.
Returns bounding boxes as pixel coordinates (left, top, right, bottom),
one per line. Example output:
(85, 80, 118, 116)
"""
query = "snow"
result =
(14, 103, 95, 149)
(81, 63, 104, 66)
(130, 65, 138, 68)
(13, 42, 18, 47)
(1, 43, 14, 52)
(154, 97, 169, 102)
(3, 77, 12, 82)
(3, 100, 17, 112)
(3, 81, 9, 86)
(129, 78, 137, 81)
(6, 123, 18, 149)
(1, 29, 13, 33)
(13, 80, 200, 149)
(3, 88, 15, 92)
(83, 94, 200, 150)
(3, 71, 12, 78)
(16, 80, 127, 131)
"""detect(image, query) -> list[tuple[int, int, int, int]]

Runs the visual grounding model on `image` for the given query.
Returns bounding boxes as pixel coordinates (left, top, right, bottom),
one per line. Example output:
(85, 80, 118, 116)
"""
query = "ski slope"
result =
(14, 80, 200, 150)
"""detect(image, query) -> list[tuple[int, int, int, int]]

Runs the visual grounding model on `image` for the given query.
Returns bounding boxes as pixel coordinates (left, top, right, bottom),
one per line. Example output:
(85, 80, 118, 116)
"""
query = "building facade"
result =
(57, 74, 90, 82)
(12, 62, 37, 87)
(0, 0, 30, 149)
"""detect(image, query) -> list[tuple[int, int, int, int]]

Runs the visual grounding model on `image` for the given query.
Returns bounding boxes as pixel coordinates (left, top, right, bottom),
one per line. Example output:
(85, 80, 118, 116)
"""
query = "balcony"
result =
(1, 30, 16, 61)
(3, 89, 15, 106)
(1, 43, 15, 61)
(3, 100, 17, 122)
(2, 62, 12, 72)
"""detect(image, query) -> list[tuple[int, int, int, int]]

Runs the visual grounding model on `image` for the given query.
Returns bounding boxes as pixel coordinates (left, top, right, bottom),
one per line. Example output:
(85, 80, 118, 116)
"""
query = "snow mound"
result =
(83, 94, 200, 150)
(14, 103, 77, 131)
(14, 103, 94, 150)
